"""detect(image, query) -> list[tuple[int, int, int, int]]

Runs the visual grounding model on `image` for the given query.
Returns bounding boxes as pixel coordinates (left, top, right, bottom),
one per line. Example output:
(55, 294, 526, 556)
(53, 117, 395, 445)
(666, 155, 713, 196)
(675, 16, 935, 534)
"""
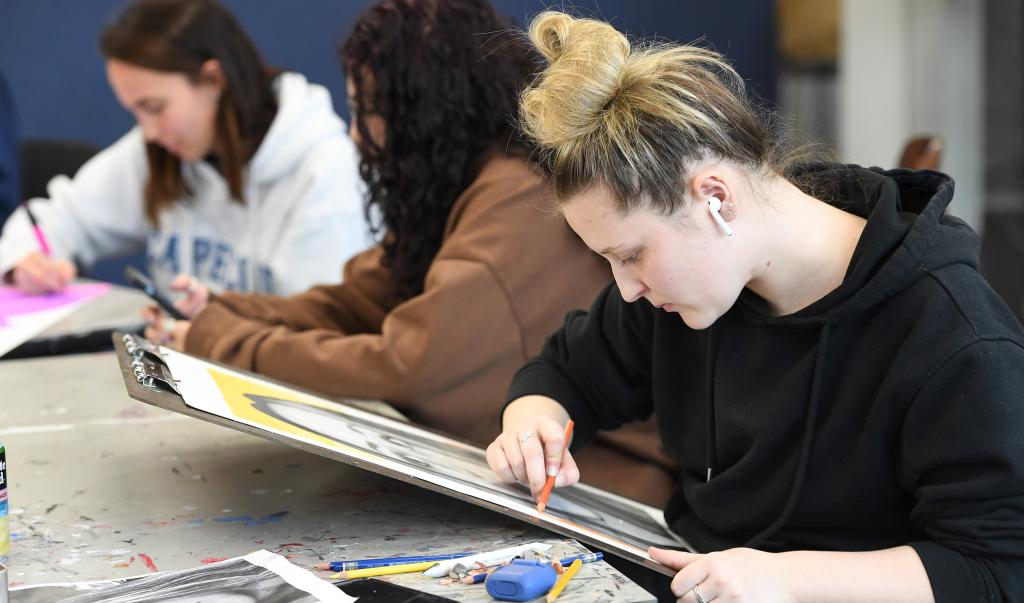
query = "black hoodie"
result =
(507, 165, 1024, 601)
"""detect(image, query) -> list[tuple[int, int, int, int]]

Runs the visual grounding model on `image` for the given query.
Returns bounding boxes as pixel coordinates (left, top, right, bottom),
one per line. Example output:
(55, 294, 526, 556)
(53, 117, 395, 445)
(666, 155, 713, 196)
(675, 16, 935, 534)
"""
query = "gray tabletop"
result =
(36, 283, 151, 337)
(0, 350, 654, 602)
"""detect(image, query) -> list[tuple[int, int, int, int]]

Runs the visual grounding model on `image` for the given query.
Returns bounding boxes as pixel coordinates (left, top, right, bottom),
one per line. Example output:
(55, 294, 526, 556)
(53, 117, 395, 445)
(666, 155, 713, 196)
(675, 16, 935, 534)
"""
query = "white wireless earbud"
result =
(707, 197, 734, 237)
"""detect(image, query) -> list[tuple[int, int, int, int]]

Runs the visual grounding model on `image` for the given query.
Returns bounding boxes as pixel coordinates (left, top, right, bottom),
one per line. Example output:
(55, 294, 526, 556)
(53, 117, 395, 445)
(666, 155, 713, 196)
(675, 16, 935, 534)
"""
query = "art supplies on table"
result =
(545, 558, 583, 603)
(113, 332, 690, 575)
(0, 439, 7, 567)
(485, 559, 557, 602)
(468, 546, 600, 601)
(462, 572, 489, 585)
(0, 283, 111, 357)
(554, 552, 602, 571)
(8, 549, 350, 602)
(424, 542, 551, 579)
(316, 552, 473, 572)
(331, 560, 440, 580)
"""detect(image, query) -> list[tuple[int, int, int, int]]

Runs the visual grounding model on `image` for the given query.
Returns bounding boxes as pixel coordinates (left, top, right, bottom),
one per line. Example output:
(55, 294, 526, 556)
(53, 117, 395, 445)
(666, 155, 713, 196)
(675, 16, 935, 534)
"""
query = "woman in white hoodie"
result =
(0, 0, 366, 302)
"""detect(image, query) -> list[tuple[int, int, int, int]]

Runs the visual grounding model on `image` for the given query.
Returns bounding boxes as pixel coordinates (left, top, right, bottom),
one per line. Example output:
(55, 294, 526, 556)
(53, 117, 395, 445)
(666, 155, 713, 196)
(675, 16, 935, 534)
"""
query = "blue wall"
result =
(0, 1, 776, 148)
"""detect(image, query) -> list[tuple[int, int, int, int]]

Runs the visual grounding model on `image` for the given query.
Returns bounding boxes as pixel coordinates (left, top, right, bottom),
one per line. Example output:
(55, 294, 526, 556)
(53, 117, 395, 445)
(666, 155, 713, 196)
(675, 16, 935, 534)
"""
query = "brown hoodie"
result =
(186, 156, 676, 506)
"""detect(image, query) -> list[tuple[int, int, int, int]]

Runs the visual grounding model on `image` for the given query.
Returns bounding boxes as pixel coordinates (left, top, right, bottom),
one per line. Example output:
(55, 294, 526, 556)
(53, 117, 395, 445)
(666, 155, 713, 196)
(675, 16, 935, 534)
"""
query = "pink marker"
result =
(21, 202, 51, 256)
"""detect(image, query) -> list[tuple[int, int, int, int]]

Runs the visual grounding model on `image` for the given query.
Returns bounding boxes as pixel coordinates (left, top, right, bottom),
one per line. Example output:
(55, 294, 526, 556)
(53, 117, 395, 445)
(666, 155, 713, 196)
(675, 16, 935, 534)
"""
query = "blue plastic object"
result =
(485, 559, 557, 601)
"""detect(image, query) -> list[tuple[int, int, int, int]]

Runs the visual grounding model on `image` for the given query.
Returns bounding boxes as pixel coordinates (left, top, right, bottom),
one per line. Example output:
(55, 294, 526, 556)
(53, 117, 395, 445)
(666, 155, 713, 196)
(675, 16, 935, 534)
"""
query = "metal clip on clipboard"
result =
(122, 332, 180, 394)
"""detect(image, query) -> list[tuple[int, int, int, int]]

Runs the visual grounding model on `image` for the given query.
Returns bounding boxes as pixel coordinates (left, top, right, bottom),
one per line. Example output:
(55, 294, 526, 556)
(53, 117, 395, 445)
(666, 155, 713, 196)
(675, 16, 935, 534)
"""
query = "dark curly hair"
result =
(341, 0, 538, 300)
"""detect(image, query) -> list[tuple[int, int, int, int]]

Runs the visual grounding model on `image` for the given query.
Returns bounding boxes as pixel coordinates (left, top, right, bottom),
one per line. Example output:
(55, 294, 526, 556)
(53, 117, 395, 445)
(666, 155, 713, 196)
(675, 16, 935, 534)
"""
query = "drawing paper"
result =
(9, 549, 352, 602)
(0, 283, 111, 356)
(129, 342, 690, 573)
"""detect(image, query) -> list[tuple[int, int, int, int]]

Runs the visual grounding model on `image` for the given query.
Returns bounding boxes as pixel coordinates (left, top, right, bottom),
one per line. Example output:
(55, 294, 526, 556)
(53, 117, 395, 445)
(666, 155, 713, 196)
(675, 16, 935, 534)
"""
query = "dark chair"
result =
(898, 136, 943, 170)
(0, 71, 21, 226)
(19, 138, 101, 201)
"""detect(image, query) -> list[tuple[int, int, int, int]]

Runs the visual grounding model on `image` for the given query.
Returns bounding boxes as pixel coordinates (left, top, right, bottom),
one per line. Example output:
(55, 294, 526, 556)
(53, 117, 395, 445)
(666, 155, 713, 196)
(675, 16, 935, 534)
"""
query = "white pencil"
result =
(422, 542, 552, 578)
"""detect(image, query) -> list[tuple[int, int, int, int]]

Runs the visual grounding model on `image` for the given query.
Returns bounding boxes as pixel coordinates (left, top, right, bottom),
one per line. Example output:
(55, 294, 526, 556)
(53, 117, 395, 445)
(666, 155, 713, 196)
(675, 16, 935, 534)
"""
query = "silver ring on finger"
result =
(692, 585, 707, 603)
(518, 431, 536, 445)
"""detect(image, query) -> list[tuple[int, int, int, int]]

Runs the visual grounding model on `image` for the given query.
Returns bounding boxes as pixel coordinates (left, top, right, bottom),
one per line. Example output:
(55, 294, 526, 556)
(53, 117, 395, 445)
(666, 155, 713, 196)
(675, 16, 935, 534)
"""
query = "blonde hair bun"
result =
(523, 12, 632, 147)
(529, 11, 630, 67)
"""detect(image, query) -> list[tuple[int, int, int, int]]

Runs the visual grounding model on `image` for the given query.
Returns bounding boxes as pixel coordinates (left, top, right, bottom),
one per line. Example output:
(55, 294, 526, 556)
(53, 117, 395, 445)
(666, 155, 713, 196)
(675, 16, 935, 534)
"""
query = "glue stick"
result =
(0, 439, 8, 568)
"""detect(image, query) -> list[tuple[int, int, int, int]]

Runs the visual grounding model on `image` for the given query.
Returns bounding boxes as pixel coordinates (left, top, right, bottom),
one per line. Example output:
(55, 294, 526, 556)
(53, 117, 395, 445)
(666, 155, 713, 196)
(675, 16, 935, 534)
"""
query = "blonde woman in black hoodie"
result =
(486, 11, 1024, 603)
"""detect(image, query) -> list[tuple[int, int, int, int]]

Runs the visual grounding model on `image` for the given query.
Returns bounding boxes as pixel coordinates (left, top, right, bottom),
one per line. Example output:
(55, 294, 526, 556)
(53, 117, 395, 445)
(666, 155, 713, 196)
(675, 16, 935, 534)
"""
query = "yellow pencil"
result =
(329, 560, 439, 580)
(546, 558, 582, 602)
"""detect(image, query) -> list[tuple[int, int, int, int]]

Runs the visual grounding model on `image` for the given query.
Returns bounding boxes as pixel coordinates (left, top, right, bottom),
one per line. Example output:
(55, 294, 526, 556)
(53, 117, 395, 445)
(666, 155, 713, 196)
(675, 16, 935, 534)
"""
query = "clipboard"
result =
(113, 332, 689, 575)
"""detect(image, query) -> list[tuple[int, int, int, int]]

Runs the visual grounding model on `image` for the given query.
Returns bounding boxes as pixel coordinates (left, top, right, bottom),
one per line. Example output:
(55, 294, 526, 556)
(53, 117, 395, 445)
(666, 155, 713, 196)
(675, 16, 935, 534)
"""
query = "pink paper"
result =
(0, 283, 112, 326)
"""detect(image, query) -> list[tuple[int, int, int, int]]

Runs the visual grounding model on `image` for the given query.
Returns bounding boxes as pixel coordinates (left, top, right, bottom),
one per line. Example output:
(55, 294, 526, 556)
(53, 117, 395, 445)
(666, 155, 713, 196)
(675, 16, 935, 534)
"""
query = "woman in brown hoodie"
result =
(144, 0, 676, 506)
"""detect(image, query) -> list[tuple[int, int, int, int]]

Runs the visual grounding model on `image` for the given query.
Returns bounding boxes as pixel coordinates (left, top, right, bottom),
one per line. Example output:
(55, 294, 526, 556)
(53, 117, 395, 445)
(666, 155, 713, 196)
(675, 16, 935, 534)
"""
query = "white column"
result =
(839, 0, 984, 232)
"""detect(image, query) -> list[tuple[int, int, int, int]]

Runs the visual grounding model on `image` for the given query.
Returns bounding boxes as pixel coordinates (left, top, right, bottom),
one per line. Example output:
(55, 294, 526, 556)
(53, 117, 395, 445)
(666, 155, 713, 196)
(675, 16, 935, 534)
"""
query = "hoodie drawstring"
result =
(247, 182, 259, 293)
(705, 327, 720, 482)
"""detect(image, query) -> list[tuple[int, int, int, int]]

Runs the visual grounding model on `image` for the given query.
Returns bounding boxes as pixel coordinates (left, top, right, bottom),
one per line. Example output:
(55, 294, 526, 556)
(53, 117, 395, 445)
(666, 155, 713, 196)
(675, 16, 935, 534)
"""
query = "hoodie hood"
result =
(247, 72, 347, 185)
(739, 164, 978, 326)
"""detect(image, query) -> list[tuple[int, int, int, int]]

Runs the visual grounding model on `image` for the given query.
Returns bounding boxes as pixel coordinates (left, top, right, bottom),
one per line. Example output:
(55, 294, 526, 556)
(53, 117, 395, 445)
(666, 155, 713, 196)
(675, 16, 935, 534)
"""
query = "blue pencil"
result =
(315, 552, 473, 572)
(557, 552, 603, 566)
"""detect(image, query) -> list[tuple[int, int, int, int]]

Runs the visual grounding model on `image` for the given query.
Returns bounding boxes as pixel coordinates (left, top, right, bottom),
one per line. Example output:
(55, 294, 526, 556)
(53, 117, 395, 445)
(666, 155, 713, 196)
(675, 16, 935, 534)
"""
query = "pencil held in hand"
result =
(11, 250, 76, 294)
(537, 419, 574, 513)
(22, 202, 52, 256)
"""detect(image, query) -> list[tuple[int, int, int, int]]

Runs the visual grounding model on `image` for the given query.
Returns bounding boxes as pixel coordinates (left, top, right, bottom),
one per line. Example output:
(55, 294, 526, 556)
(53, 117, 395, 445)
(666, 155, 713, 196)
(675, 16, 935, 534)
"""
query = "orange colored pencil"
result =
(537, 420, 574, 513)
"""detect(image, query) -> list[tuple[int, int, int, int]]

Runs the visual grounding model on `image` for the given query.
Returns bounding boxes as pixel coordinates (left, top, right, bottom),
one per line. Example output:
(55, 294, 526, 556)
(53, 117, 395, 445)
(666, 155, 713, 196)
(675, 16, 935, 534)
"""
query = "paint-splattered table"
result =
(0, 351, 656, 602)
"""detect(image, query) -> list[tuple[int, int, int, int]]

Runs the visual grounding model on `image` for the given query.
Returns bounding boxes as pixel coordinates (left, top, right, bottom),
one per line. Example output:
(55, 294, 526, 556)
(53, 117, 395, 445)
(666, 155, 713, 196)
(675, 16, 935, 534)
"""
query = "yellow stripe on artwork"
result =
(206, 368, 365, 454)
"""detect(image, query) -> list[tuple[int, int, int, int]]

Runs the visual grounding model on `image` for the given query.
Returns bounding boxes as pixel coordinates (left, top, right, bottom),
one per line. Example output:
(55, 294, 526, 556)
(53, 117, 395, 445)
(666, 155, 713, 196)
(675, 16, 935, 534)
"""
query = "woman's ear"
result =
(689, 169, 730, 209)
(197, 59, 226, 92)
(688, 168, 737, 221)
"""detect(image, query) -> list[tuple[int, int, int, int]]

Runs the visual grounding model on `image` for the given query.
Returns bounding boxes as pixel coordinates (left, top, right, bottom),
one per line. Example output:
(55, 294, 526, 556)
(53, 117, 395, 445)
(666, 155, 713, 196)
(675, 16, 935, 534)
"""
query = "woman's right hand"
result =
(11, 251, 77, 294)
(486, 413, 580, 500)
(168, 273, 210, 318)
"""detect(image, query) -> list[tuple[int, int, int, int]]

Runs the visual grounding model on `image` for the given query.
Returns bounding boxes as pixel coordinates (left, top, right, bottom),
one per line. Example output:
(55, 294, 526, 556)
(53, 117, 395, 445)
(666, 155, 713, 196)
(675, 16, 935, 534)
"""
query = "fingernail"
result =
(554, 475, 565, 487)
(547, 464, 558, 477)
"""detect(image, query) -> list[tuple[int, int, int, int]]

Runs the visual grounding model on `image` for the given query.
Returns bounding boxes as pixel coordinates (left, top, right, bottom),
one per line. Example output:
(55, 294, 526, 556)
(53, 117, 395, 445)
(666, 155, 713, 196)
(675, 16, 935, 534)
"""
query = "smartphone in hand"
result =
(124, 266, 188, 320)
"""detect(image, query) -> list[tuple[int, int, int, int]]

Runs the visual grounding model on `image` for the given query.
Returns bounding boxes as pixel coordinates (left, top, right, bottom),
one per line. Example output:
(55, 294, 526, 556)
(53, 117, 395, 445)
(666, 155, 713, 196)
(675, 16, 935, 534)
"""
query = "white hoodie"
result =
(0, 72, 369, 296)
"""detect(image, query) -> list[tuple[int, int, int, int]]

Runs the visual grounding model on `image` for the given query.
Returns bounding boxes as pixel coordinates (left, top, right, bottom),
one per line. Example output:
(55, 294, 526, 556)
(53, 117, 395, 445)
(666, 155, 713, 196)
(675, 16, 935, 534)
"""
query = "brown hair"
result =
(521, 11, 798, 214)
(100, 0, 278, 226)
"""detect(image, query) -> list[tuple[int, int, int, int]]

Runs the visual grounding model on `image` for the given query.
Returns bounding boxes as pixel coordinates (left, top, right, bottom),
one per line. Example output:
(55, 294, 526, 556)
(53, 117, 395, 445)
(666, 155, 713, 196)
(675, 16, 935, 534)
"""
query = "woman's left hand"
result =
(649, 546, 793, 603)
(142, 305, 192, 351)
